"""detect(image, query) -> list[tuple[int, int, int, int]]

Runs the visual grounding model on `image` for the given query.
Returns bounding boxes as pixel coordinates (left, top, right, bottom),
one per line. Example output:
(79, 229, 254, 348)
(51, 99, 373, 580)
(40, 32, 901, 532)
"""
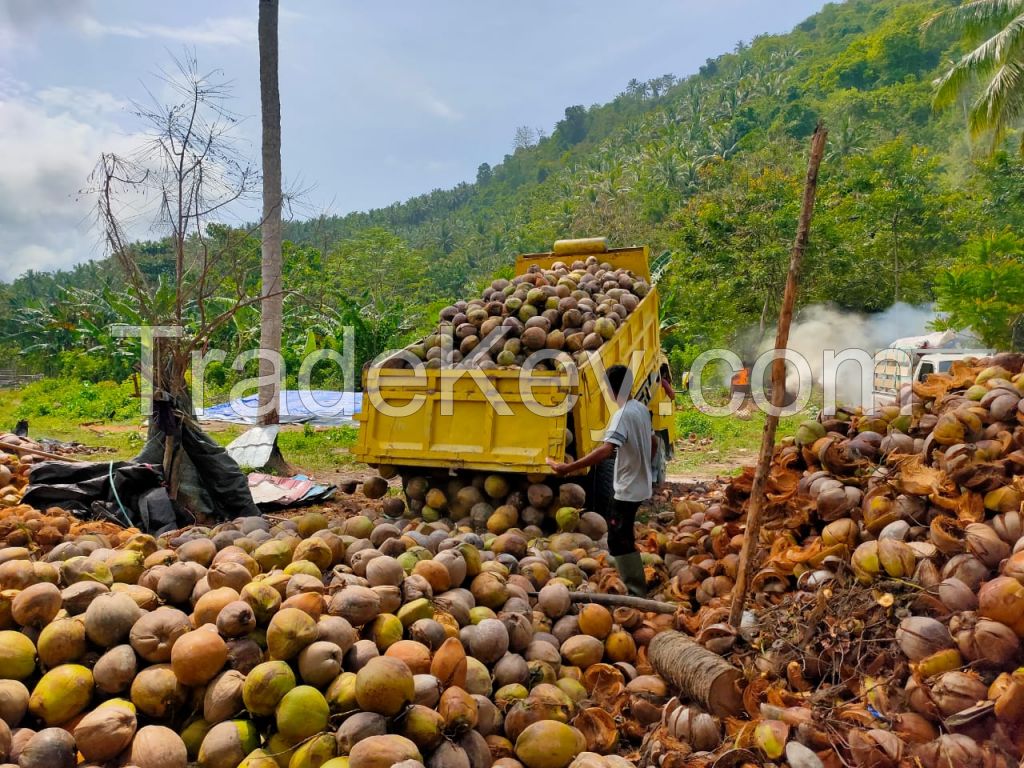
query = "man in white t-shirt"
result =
(547, 364, 655, 596)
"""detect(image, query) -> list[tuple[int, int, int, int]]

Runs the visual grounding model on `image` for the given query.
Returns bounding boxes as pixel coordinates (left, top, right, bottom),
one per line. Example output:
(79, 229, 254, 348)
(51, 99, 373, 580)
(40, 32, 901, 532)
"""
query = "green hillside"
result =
(2, 0, 1021, 383)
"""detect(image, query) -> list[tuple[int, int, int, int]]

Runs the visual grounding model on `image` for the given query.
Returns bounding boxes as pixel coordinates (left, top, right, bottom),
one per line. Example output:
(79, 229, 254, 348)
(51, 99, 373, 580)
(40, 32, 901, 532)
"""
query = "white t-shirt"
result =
(604, 399, 653, 503)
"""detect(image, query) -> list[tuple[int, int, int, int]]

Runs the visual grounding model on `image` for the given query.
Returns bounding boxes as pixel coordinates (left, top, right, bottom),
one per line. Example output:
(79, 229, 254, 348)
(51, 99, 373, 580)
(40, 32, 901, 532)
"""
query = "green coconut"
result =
(28, 664, 94, 725)
(0, 630, 37, 680)
(242, 660, 296, 716)
(267, 607, 318, 660)
(275, 685, 329, 741)
(287, 732, 337, 768)
(355, 656, 414, 716)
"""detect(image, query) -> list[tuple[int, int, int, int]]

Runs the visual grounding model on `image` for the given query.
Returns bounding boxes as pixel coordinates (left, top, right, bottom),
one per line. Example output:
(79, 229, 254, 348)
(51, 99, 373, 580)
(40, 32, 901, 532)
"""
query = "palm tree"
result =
(928, 0, 1024, 149)
(257, 0, 288, 470)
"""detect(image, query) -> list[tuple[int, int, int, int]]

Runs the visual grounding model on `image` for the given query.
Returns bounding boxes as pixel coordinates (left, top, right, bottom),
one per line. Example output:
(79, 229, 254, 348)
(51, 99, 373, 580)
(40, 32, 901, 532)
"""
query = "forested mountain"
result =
(2, 0, 1021, 383)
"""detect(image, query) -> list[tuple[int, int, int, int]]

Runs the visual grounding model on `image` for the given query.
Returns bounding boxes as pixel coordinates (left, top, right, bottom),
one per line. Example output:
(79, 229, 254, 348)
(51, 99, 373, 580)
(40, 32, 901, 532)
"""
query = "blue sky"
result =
(0, 0, 829, 277)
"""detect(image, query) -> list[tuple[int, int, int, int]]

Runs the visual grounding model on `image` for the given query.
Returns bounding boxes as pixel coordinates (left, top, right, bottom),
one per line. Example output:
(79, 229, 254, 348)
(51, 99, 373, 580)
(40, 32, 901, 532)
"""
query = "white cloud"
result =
(415, 92, 462, 121)
(0, 86, 142, 278)
(76, 14, 255, 46)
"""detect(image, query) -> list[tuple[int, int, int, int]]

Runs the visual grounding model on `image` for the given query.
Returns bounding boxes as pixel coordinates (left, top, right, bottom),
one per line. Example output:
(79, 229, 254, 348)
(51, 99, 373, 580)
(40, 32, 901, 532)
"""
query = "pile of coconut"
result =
(0, 476, 676, 768)
(383, 256, 650, 371)
(635, 355, 1024, 766)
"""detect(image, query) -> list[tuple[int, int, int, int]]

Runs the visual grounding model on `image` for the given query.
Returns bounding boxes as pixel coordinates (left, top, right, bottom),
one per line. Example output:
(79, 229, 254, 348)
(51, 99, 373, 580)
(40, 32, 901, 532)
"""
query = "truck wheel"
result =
(589, 457, 615, 513)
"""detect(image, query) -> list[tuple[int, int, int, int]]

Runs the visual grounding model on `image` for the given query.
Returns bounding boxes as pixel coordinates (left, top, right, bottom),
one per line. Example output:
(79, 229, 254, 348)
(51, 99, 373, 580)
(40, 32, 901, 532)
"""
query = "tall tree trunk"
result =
(258, 0, 283, 428)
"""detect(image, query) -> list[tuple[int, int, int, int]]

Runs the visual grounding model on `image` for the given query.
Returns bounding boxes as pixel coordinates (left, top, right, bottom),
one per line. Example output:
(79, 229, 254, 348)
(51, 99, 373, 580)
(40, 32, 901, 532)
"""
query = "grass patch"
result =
(668, 395, 810, 477)
(0, 381, 362, 475)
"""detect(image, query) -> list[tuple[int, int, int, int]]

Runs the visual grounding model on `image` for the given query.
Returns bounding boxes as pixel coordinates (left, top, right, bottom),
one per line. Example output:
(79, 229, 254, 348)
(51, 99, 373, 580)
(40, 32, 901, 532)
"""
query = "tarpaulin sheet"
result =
(198, 390, 362, 426)
(247, 473, 336, 508)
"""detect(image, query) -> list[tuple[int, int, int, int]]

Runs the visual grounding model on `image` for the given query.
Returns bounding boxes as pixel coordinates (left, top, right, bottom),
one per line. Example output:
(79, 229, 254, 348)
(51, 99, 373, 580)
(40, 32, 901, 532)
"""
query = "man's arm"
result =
(547, 442, 615, 476)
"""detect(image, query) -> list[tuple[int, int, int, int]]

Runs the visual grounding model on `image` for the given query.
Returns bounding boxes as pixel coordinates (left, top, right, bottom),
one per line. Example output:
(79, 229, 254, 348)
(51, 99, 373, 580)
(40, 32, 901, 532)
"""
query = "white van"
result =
(873, 344, 993, 408)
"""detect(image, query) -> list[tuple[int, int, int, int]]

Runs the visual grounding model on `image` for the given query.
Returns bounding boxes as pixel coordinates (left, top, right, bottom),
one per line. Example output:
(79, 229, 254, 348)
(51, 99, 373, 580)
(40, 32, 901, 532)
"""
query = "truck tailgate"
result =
(356, 368, 572, 473)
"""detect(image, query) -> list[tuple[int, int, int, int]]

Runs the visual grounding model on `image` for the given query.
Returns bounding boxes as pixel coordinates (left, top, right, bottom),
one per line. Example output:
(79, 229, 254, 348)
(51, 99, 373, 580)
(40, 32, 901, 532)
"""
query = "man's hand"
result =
(546, 457, 571, 475)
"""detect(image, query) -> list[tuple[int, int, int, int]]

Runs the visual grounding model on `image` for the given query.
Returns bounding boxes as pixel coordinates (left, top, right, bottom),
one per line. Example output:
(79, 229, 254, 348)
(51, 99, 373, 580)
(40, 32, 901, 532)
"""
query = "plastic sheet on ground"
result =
(197, 390, 362, 426)
(247, 472, 336, 509)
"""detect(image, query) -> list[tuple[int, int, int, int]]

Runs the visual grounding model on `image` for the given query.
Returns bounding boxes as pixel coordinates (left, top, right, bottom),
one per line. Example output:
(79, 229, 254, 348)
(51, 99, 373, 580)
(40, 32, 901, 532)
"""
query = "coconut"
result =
(276, 685, 329, 742)
(329, 586, 381, 627)
(84, 591, 144, 647)
(362, 477, 389, 499)
(538, 583, 571, 618)
(195, 587, 241, 626)
(130, 725, 189, 768)
(336, 712, 387, 755)
(470, 618, 510, 665)
(325, 671, 357, 713)
(156, 562, 201, 604)
(0, 680, 29, 727)
(439, 685, 479, 733)
(216, 600, 257, 637)
(297, 641, 343, 687)
(428, 741, 470, 768)
(204, 670, 246, 724)
(32, 616, 84, 669)
(130, 663, 188, 719)
(11, 582, 61, 628)
(17, 728, 76, 768)
(73, 704, 137, 762)
(241, 582, 282, 624)
(28, 663, 93, 725)
(397, 704, 444, 752)
(385, 639, 432, 675)
(515, 721, 586, 768)
(60, 581, 108, 615)
(267, 607, 318, 660)
(431, 636, 468, 689)
(348, 735, 422, 768)
(355, 656, 415, 716)
(171, 627, 228, 686)
(198, 720, 261, 768)
(284, 731, 336, 768)
(93, 643, 138, 693)
(242, 660, 296, 716)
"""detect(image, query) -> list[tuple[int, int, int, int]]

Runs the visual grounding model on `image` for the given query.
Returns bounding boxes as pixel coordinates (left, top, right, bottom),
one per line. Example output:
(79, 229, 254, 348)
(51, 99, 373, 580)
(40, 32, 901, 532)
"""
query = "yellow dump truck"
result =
(354, 239, 675, 505)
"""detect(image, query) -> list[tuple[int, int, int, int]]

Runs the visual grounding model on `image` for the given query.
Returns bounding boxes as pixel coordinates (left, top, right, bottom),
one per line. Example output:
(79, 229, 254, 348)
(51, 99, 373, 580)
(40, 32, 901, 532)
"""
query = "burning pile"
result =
(384, 256, 650, 371)
(637, 354, 1024, 766)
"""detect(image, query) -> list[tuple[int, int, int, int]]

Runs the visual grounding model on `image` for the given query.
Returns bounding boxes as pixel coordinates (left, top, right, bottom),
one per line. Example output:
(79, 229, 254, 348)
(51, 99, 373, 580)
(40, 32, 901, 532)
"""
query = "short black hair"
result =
(606, 364, 632, 399)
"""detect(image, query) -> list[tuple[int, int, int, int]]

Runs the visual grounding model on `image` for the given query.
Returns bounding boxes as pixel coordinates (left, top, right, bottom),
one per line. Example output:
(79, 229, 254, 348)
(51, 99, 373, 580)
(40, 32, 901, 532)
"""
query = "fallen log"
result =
(524, 591, 677, 614)
(648, 630, 744, 717)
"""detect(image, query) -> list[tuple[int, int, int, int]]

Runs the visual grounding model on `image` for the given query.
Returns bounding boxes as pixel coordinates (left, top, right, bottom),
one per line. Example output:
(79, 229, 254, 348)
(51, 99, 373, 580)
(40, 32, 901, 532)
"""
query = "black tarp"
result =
(22, 401, 259, 533)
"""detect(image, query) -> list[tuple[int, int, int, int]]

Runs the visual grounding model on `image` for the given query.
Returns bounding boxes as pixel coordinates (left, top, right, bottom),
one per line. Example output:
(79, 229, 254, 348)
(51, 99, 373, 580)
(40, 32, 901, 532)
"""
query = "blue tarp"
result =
(198, 390, 362, 426)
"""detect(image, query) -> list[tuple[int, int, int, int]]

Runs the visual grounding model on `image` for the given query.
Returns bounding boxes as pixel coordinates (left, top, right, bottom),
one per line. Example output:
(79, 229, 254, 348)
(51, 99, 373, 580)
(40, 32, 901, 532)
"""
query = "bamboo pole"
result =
(728, 123, 828, 629)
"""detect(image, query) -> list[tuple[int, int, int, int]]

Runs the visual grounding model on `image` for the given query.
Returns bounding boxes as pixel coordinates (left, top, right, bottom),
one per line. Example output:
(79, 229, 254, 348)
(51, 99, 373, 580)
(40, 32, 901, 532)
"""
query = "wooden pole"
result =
(728, 123, 828, 629)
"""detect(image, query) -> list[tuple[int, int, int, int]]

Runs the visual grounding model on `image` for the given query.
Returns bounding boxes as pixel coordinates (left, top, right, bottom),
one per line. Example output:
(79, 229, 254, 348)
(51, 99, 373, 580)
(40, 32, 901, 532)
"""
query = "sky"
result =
(0, 0, 830, 279)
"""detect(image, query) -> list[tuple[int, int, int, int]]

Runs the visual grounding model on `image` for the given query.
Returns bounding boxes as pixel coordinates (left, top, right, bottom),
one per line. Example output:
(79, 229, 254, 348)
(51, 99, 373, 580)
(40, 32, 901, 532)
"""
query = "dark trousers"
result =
(607, 498, 641, 556)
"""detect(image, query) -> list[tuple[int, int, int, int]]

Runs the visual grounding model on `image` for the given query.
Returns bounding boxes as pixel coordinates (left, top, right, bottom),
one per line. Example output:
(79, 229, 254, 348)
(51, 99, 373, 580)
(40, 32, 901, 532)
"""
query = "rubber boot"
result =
(613, 551, 647, 597)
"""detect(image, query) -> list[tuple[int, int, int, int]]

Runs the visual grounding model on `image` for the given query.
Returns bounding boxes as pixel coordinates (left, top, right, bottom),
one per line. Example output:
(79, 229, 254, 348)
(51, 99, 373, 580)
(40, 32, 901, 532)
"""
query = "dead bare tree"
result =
(92, 54, 261, 402)
(88, 55, 269, 516)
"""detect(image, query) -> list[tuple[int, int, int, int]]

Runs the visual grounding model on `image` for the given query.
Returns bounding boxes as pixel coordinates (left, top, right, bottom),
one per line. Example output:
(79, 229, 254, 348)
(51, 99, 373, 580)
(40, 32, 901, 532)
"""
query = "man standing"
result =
(547, 364, 655, 596)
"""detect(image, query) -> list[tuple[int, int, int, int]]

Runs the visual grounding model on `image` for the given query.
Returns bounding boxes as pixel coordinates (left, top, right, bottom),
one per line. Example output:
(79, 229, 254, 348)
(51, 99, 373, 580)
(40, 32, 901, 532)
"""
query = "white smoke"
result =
(755, 303, 941, 409)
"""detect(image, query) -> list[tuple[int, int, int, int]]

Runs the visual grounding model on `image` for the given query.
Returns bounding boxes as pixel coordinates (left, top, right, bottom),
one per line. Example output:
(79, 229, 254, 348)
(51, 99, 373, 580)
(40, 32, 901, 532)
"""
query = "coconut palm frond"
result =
(969, 58, 1024, 140)
(924, 0, 1024, 36)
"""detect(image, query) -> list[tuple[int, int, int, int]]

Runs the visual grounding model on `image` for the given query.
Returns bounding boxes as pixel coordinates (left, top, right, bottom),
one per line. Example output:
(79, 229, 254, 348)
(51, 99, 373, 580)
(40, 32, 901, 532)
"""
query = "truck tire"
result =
(589, 457, 616, 513)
